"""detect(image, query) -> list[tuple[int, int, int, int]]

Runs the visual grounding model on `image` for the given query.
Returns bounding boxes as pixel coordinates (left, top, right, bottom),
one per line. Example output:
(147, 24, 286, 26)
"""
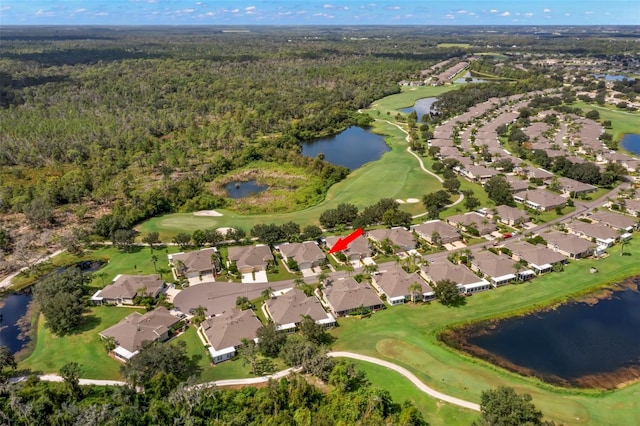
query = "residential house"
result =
(514, 189, 567, 212)
(504, 175, 530, 193)
(278, 241, 326, 270)
(461, 165, 500, 184)
(169, 248, 219, 280)
(99, 307, 180, 362)
(199, 309, 262, 364)
(518, 167, 554, 181)
(322, 278, 384, 317)
(492, 205, 530, 226)
(412, 220, 461, 245)
(227, 245, 274, 274)
(446, 212, 497, 236)
(264, 288, 335, 332)
(470, 250, 534, 287)
(544, 231, 595, 259)
(503, 240, 567, 274)
(555, 177, 597, 196)
(622, 198, 640, 217)
(566, 220, 620, 247)
(422, 260, 491, 294)
(325, 235, 371, 262)
(91, 274, 165, 305)
(367, 227, 416, 253)
(589, 211, 637, 233)
(370, 263, 434, 305)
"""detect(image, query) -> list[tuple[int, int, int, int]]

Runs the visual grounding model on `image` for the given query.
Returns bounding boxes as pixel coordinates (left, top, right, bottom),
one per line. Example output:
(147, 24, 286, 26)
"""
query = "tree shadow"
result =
(65, 314, 102, 336)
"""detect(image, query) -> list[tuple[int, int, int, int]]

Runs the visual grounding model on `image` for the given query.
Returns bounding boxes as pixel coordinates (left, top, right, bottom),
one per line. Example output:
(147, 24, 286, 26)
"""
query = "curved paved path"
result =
(0, 249, 64, 291)
(11, 354, 479, 411)
(375, 119, 464, 217)
(328, 351, 480, 411)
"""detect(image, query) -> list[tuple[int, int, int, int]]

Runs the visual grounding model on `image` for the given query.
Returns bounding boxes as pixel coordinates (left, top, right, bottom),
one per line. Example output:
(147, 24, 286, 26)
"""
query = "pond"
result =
(225, 180, 269, 199)
(301, 126, 390, 170)
(592, 74, 635, 82)
(621, 134, 640, 156)
(399, 97, 438, 122)
(449, 278, 640, 388)
(0, 260, 105, 354)
(0, 292, 32, 354)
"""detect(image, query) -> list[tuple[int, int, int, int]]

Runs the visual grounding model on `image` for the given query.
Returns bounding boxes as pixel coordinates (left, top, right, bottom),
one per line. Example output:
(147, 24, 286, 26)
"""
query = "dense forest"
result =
(0, 26, 638, 261)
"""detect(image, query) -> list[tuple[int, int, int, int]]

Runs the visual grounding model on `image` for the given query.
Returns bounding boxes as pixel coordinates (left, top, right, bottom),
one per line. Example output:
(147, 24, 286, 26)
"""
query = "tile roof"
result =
(99, 307, 179, 353)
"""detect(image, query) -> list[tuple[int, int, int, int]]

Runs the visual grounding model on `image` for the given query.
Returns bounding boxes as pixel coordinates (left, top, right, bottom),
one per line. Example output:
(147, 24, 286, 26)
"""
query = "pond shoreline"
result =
(439, 277, 640, 390)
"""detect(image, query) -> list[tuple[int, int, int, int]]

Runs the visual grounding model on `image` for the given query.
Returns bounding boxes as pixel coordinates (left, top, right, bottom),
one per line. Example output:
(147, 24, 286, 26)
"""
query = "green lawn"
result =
(570, 100, 640, 143)
(19, 306, 143, 379)
(350, 360, 477, 426)
(330, 242, 640, 425)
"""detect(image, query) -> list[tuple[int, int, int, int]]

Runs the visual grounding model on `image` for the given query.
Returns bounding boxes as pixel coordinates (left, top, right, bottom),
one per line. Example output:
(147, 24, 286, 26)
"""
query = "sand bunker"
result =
(395, 199, 405, 204)
(193, 210, 223, 217)
(406, 198, 420, 203)
(217, 227, 234, 235)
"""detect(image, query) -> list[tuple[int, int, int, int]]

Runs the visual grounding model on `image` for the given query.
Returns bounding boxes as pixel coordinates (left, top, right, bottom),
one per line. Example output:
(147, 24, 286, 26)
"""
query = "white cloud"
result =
(501, 11, 510, 16)
(543, 8, 551, 13)
(74, 8, 86, 13)
(565, 12, 570, 16)
(524, 12, 533, 17)
(468, 12, 476, 16)
(231, 8, 239, 13)
(94, 12, 109, 16)
(278, 11, 292, 16)
(182, 9, 195, 13)
(0, 6, 12, 11)
(445, 13, 455, 19)
(457, 9, 467, 14)
(490, 9, 498, 13)
(206, 11, 214, 16)
(585, 11, 594, 15)
(323, 3, 335, 8)
(245, 6, 255, 11)
(195, 2, 202, 5)
(386, 6, 401, 10)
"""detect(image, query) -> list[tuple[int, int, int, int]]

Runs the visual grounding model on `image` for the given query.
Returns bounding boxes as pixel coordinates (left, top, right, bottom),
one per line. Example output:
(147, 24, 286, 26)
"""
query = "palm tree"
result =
(363, 263, 378, 276)
(150, 254, 158, 273)
(293, 277, 306, 288)
(175, 259, 187, 279)
(408, 282, 423, 304)
(261, 287, 274, 299)
(317, 270, 329, 286)
(210, 252, 222, 276)
(192, 305, 207, 326)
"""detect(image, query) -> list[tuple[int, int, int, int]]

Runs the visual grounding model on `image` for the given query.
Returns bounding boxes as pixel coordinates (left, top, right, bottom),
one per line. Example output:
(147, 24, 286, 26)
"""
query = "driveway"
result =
(301, 267, 316, 277)
(241, 270, 268, 283)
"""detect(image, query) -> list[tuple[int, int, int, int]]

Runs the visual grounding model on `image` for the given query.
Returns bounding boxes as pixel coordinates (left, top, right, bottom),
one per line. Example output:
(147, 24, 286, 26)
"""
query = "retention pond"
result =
(444, 277, 640, 389)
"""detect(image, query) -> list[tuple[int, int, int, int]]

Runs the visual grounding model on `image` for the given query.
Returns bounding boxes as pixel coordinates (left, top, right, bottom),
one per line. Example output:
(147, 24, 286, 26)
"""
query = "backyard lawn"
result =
(330, 242, 640, 425)
(19, 306, 143, 379)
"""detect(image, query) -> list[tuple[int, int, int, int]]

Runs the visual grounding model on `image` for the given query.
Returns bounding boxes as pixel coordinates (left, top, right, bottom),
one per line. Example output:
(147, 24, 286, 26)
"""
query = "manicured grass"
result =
(570, 100, 640, 142)
(19, 306, 144, 379)
(350, 360, 478, 426)
(437, 43, 472, 49)
(330, 242, 640, 425)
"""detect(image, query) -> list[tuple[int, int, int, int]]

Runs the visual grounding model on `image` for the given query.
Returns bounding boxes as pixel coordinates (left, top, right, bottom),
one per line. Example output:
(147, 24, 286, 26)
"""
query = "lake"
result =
(0, 292, 32, 354)
(400, 97, 438, 122)
(226, 180, 268, 199)
(452, 278, 640, 388)
(592, 74, 635, 82)
(301, 126, 390, 170)
(454, 71, 487, 84)
(0, 260, 105, 354)
(621, 134, 640, 156)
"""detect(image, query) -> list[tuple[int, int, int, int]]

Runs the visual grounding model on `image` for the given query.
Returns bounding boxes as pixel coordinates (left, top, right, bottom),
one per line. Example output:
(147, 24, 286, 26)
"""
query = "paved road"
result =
(0, 249, 64, 292)
(328, 351, 480, 411)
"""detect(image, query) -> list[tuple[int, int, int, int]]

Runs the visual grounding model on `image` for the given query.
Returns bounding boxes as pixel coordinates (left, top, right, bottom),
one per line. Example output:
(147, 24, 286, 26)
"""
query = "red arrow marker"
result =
(329, 228, 364, 254)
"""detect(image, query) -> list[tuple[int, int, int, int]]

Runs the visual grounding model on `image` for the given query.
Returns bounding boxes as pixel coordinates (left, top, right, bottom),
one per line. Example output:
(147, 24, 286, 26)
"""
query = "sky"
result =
(1, 1, 638, 26)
